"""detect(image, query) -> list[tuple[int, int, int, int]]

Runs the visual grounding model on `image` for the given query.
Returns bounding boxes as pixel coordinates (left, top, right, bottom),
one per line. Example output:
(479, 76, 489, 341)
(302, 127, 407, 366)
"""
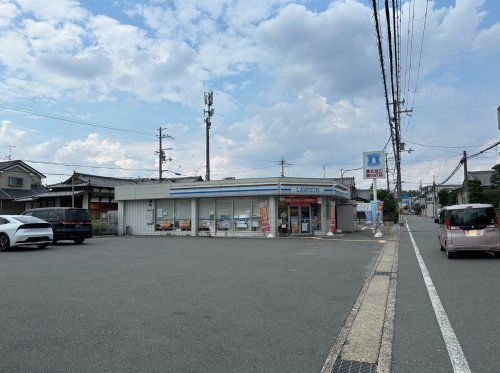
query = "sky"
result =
(0, 0, 498, 189)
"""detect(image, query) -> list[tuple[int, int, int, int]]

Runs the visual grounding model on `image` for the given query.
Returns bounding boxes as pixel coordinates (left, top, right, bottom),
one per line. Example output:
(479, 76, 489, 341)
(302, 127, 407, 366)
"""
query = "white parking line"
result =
(405, 220, 471, 373)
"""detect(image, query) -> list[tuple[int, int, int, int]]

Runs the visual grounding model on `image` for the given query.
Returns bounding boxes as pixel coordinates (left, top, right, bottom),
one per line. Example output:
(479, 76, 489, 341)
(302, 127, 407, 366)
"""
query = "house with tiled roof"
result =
(456, 169, 497, 205)
(0, 160, 48, 214)
(17, 172, 203, 219)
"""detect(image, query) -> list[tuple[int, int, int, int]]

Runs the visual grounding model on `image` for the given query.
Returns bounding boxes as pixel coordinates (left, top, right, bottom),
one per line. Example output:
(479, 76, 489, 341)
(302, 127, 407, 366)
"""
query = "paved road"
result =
(0, 233, 382, 373)
(393, 215, 500, 372)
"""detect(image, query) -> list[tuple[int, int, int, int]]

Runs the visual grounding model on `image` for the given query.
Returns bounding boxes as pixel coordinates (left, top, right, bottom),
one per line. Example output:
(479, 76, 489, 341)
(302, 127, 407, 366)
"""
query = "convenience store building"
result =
(115, 177, 354, 237)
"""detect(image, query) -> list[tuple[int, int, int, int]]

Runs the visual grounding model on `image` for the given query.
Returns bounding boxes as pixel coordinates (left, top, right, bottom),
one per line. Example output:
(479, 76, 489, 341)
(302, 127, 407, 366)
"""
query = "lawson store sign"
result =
(169, 183, 349, 198)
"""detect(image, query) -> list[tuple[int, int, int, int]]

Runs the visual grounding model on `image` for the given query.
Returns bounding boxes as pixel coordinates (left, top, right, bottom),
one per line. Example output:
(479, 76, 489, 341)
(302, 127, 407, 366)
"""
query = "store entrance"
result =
(289, 205, 311, 235)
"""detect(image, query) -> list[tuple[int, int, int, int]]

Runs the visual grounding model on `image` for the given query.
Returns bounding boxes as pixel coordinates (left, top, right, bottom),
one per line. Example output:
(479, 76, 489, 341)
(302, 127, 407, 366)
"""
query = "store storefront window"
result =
(198, 198, 215, 232)
(216, 198, 232, 231)
(174, 199, 191, 231)
(234, 198, 251, 231)
(311, 204, 321, 231)
(251, 198, 262, 231)
(156, 200, 174, 230)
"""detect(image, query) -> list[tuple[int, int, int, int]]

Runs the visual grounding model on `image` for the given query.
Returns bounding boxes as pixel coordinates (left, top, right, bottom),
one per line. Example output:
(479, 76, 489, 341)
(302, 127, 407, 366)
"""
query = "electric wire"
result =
(0, 103, 154, 136)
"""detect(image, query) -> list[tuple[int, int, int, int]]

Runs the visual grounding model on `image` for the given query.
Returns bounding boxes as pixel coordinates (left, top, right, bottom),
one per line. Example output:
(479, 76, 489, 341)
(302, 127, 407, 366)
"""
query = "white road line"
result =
(362, 227, 367, 231)
(405, 220, 471, 373)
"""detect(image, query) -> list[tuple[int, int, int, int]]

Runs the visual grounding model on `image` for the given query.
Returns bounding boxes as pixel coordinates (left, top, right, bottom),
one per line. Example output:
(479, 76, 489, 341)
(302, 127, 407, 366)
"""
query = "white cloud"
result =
(473, 22, 500, 52)
(0, 1, 20, 28)
(14, 0, 87, 22)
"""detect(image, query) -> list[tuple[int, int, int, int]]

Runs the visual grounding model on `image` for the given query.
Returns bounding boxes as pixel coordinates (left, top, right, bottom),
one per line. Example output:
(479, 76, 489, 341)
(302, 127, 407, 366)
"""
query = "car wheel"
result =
(73, 238, 85, 244)
(447, 250, 456, 259)
(37, 243, 49, 249)
(52, 239, 58, 244)
(0, 234, 10, 251)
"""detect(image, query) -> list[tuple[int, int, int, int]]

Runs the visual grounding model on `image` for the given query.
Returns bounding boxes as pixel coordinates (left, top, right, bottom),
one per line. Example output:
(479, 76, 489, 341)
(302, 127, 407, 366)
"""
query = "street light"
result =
(341, 166, 363, 184)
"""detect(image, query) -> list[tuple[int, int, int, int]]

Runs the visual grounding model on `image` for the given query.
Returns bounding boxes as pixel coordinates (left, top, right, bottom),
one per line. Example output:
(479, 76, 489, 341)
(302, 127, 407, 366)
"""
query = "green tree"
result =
(377, 189, 399, 223)
(468, 179, 485, 203)
(448, 190, 458, 205)
(438, 189, 449, 206)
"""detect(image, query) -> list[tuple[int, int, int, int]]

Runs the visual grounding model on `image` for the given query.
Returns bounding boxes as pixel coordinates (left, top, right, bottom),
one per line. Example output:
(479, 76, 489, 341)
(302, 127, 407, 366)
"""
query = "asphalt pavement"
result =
(0, 232, 382, 373)
(393, 215, 500, 373)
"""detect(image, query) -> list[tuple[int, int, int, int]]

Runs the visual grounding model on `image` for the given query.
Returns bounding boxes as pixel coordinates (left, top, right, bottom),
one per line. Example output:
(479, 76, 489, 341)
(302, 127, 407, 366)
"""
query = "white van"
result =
(435, 204, 500, 259)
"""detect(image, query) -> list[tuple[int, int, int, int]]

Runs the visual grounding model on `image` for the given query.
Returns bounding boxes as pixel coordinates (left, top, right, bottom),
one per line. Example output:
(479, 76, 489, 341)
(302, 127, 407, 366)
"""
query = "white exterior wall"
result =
(122, 199, 190, 236)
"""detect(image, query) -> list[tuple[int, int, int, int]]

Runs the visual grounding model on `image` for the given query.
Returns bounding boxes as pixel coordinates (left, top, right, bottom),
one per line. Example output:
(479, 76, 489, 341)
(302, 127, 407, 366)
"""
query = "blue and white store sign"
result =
(363, 151, 385, 179)
(281, 185, 331, 195)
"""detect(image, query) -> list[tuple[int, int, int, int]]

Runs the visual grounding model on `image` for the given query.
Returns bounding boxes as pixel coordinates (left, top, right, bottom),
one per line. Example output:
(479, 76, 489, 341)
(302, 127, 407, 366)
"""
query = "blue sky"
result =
(0, 0, 498, 188)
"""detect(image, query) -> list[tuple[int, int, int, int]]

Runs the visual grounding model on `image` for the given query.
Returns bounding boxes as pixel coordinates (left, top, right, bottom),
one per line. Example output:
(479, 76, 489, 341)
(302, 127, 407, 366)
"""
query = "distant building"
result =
(457, 170, 496, 204)
(17, 172, 203, 219)
(0, 160, 47, 214)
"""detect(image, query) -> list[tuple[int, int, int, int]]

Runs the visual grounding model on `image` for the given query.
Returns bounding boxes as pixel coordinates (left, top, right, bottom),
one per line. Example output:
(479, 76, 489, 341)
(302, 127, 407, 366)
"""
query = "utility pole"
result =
(71, 170, 75, 208)
(278, 156, 292, 177)
(323, 165, 326, 179)
(432, 175, 437, 219)
(204, 91, 214, 181)
(385, 153, 390, 190)
(7, 145, 15, 160)
(155, 127, 173, 182)
(463, 150, 469, 203)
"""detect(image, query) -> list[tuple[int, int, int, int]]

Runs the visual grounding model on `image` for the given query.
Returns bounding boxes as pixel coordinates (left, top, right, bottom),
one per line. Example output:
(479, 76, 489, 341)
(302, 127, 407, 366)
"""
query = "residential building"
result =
(0, 160, 47, 214)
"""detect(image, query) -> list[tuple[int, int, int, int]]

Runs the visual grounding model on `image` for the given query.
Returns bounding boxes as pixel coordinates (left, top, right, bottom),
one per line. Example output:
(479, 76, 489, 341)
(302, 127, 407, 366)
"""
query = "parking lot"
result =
(0, 233, 382, 373)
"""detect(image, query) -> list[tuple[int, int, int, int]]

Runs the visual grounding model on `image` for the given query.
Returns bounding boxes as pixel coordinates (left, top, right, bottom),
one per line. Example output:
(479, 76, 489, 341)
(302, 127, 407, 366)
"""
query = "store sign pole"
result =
(363, 151, 385, 238)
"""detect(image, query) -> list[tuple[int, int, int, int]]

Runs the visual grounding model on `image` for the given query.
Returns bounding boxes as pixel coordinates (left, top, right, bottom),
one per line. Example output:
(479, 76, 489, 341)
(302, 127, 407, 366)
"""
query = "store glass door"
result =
(289, 206, 300, 234)
(300, 206, 311, 234)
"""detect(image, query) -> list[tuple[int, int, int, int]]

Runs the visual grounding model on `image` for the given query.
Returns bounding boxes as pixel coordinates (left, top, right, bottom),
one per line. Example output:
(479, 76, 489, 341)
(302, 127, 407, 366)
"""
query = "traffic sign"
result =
(363, 151, 385, 179)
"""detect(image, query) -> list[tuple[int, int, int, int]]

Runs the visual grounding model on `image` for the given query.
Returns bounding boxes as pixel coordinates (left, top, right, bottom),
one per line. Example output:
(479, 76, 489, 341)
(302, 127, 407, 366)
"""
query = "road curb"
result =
(377, 225, 400, 373)
(321, 224, 400, 373)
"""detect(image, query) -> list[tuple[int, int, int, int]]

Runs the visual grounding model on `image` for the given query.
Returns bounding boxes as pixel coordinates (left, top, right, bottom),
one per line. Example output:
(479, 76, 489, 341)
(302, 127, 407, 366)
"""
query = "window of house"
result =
(8, 177, 23, 187)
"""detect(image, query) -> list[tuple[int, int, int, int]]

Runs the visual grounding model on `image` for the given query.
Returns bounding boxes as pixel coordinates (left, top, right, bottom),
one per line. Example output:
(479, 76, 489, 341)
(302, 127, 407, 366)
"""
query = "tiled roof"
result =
(49, 173, 204, 189)
(0, 160, 46, 178)
(356, 189, 372, 201)
(331, 177, 356, 188)
(15, 190, 84, 202)
(0, 188, 44, 200)
(467, 170, 494, 187)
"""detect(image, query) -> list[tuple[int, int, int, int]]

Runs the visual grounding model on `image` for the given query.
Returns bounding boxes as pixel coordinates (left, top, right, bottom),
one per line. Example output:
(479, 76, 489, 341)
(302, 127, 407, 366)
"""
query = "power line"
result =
(23, 159, 158, 172)
(414, 104, 498, 109)
(0, 103, 154, 136)
(370, 0, 396, 157)
(409, 0, 429, 109)
(467, 141, 499, 159)
(404, 139, 488, 149)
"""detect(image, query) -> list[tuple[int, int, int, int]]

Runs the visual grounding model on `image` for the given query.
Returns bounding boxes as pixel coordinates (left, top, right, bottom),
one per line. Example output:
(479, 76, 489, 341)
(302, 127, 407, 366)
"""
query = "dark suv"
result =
(22, 208, 92, 244)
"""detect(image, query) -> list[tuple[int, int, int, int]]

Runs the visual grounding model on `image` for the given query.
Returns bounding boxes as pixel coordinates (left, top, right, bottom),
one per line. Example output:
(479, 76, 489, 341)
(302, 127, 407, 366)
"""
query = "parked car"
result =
(22, 208, 92, 244)
(0, 215, 53, 251)
(435, 204, 500, 259)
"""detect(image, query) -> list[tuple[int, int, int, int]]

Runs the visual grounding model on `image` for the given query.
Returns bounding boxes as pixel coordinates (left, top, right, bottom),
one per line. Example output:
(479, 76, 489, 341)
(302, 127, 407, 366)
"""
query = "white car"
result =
(0, 215, 53, 251)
